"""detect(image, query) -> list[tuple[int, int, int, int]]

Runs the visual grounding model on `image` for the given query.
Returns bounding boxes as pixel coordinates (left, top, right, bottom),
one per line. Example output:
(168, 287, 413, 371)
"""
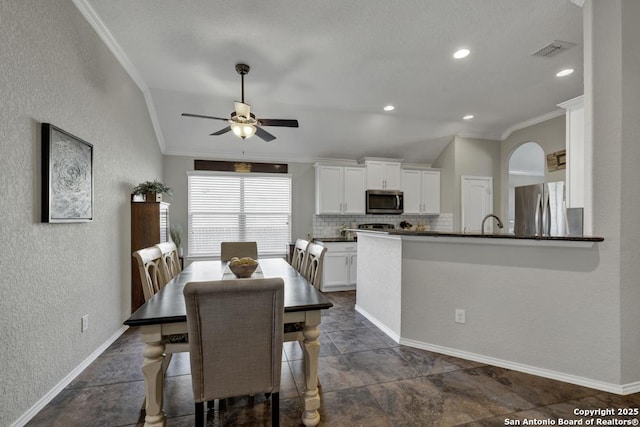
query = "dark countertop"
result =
(313, 237, 357, 243)
(355, 229, 604, 242)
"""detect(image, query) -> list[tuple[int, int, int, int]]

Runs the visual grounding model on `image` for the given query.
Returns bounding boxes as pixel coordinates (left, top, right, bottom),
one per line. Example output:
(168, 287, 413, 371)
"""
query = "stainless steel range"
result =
(358, 223, 395, 230)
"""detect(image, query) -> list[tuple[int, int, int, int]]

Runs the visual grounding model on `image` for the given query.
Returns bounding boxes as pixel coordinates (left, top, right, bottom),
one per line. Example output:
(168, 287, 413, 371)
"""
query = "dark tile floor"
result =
(28, 291, 640, 426)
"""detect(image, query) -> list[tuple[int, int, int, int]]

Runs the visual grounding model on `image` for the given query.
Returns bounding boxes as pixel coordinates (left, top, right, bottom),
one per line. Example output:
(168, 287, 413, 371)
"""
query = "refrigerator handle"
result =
(534, 193, 542, 235)
(542, 190, 550, 236)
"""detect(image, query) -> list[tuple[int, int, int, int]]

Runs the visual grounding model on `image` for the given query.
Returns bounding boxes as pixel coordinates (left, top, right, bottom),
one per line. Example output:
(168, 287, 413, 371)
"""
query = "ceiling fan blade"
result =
(234, 101, 251, 120)
(210, 126, 231, 136)
(255, 126, 276, 142)
(182, 113, 228, 121)
(258, 119, 299, 128)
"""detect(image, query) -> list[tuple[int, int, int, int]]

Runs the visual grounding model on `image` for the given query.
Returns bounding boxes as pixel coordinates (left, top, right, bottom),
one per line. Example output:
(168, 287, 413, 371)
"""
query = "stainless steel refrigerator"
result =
(514, 181, 567, 236)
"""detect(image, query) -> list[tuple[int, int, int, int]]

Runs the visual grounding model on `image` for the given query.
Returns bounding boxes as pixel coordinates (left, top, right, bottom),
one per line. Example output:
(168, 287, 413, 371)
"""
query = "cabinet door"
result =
(322, 252, 350, 290)
(316, 166, 344, 214)
(366, 161, 386, 189)
(343, 167, 366, 214)
(348, 253, 357, 286)
(401, 170, 422, 214)
(421, 171, 441, 214)
(383, 162, 402, 190)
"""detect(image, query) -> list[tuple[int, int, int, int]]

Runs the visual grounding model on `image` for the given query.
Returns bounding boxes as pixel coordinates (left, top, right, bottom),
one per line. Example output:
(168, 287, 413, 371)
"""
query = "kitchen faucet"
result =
(481, 214, 504, 235)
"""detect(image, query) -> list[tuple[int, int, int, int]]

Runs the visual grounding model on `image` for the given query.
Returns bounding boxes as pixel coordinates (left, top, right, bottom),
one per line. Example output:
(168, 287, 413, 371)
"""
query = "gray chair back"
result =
(291, 239, 309, 274)
(220, 241, 258, 261)
(183, 278, 284, 403)
(132, 246, 167, 301)
(304, 243, 327, 289)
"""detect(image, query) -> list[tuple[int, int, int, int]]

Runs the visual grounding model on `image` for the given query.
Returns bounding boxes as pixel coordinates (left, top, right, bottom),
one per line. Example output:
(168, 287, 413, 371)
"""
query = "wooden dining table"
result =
(124, 257, 333, 427)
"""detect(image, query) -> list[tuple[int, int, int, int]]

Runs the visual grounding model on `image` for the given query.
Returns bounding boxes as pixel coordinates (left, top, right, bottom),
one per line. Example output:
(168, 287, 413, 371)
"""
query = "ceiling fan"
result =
(181, 63, 299, 142)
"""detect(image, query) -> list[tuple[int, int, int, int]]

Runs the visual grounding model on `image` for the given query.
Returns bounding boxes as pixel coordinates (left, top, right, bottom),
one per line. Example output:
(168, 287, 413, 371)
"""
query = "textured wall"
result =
(0, 1, 162, 425)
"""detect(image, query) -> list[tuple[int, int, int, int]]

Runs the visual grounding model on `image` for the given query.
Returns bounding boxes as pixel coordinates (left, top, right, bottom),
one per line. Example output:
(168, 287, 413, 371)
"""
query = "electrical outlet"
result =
(81, 314, 89, 332)
(455, 309, 466, 324)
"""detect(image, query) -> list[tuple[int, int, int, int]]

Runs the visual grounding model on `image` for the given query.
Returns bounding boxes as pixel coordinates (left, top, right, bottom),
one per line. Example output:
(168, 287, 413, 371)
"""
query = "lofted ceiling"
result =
(76, 0, 583, 164)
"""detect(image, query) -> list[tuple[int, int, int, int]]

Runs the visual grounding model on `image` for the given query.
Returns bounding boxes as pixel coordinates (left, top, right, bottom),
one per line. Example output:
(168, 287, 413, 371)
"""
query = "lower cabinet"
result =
(319, 242, 357, 292)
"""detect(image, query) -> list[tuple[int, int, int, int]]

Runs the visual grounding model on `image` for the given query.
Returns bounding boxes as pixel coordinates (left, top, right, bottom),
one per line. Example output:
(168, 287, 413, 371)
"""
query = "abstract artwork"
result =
(41, 123, 93, 223)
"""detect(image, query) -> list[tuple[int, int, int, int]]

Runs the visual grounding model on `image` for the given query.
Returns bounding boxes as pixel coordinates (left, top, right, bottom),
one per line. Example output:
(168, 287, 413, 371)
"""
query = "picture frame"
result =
(41, 123, 94, 223)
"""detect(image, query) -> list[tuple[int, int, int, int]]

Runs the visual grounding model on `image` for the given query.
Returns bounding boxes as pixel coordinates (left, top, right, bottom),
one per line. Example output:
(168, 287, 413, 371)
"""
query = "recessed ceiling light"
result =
(384, 105, 395, 111)
(463, 114, 474, 120)
(453, 49, 470, 59)
(556, 68, 574, 77)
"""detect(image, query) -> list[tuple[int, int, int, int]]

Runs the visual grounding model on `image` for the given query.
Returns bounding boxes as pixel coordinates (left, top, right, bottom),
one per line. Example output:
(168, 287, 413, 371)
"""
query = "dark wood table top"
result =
(124, 258, 333, 327)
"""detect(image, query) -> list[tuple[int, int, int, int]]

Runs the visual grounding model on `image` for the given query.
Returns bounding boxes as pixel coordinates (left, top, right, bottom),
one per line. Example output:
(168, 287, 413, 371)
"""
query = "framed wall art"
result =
(41, 123, 94, 223)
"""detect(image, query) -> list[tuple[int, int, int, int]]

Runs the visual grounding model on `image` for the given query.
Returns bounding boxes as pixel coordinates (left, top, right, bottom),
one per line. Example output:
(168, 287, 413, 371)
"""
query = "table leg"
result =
(142, 340, 166, 427)
(301, 312, 321, 427)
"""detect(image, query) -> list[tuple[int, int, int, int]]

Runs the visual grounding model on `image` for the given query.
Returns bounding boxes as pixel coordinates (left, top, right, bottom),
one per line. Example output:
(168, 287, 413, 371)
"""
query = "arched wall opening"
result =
(506, 142, 545, 233)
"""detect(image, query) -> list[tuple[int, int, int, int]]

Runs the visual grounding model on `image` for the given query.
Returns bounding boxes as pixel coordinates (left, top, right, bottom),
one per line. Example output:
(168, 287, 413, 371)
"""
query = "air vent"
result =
(532, 40, 576, 58)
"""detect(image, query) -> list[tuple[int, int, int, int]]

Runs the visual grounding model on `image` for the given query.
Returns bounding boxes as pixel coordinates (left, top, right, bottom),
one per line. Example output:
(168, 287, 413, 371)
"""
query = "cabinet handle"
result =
(339, 202, 343, 213)
(344, 202, 347, 212)
(345, 256, 348, 265)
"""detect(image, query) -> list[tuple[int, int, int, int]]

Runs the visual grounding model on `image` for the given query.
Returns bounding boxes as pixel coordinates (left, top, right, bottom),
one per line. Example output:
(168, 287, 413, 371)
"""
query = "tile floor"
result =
(27, 291, 640, 426)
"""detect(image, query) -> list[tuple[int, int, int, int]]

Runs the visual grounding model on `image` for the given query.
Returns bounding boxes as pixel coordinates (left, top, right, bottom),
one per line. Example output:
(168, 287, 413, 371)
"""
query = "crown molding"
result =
(72, 0, 166, 152)
(500, 109, 565, 141)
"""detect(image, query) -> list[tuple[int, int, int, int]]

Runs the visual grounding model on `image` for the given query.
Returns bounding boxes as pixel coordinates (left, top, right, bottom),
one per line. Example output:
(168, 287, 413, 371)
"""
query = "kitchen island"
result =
(352, 229, 630, 395)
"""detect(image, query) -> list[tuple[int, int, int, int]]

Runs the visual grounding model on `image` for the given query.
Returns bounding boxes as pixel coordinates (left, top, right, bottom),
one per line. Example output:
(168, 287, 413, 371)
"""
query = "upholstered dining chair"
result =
(291, 238, 309, 275)
(132, 246, 168, 302)
(183, 278, 284, 427)
(303, 242, 327, 290)
(156, 241, 181, 282)
(220, 241, 258, 261)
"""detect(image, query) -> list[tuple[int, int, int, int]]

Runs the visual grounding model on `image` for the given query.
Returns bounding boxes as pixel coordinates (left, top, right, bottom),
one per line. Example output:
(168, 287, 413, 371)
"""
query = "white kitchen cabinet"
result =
(315, 164, 366, 215)
(319, 241, 357, 291)
(402, 169, 440, 214)
(365, 160, 401, 190)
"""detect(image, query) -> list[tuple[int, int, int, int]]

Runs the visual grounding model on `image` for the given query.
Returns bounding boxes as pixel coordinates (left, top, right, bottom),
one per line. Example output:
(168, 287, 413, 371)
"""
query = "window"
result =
(188, 171, 291, 258)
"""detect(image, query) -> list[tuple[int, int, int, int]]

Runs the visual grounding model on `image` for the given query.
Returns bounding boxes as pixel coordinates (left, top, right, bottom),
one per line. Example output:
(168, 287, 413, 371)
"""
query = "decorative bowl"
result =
(229, 262, 258, 278)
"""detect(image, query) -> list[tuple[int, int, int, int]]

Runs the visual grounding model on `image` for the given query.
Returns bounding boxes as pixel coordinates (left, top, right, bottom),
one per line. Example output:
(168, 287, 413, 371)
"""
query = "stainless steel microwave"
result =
(366, 190, 404, 214)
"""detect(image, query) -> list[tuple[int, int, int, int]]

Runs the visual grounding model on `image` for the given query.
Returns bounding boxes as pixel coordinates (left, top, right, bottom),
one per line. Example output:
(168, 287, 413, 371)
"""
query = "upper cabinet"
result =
(363, 159, 402, 190)
(315, 164, 366, 215)
(402, 169, 440, 214)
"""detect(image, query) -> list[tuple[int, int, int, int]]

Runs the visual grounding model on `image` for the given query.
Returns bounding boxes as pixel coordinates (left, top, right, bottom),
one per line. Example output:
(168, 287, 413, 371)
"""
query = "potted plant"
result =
(170, 223, 183, 256)
(132, 179, 172, 202)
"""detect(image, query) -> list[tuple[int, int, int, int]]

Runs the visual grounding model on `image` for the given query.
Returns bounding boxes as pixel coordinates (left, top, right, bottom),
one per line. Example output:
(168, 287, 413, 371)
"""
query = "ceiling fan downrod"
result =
(235, 63, 250, 103)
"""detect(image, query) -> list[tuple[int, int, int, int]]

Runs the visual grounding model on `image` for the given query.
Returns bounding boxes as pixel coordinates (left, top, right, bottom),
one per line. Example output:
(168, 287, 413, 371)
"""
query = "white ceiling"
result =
(77, 0, 583, 164)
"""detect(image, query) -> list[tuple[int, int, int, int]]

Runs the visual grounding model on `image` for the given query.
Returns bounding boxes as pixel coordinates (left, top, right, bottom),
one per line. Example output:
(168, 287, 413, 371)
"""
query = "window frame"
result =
(187, 170, 292, 259)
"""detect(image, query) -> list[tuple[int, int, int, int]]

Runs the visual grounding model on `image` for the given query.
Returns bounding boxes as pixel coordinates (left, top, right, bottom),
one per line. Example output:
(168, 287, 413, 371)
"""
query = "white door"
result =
(461, 176, 493, 233)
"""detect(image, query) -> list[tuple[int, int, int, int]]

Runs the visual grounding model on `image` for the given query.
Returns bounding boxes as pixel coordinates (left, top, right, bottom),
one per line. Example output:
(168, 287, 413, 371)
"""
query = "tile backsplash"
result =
(312, 213, 453, 238)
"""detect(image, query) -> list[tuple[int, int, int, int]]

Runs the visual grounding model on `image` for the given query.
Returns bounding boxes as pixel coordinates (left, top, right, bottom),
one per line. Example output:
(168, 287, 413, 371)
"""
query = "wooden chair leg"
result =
(195, 401, 205, 427)
(272, 392, 279, 427)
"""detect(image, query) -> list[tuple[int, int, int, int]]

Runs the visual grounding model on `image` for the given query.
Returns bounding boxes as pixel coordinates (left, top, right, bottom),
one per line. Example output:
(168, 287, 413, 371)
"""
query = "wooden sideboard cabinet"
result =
(131, 201, 170, 313)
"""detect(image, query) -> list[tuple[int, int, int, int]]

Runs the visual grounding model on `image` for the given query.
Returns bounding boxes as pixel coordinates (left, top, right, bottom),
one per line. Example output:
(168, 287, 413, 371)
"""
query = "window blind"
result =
(188, 172, 291, 257)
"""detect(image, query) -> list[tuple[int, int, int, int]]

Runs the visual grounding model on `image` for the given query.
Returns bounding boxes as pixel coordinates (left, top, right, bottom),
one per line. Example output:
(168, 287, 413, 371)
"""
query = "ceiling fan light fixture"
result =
(231, 122, 256, 139)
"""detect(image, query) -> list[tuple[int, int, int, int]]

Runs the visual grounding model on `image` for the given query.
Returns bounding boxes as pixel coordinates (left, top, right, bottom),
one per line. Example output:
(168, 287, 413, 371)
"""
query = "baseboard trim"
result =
(355, 304, 401, 343)
(356, 306, 637, 396)
(399, 337, 637, 396)
(11, 326, 129, 427)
